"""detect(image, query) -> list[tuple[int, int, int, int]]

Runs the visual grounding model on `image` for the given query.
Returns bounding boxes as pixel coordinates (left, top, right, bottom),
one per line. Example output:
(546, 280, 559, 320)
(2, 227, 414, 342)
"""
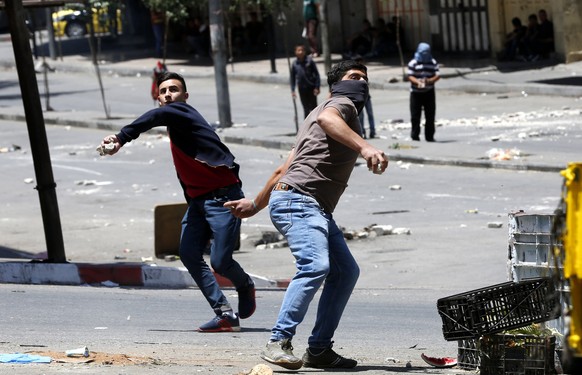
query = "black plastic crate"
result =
(437, 277, 559, 341)
(458, 338, 480, 370)
(479, 334, 556, 375)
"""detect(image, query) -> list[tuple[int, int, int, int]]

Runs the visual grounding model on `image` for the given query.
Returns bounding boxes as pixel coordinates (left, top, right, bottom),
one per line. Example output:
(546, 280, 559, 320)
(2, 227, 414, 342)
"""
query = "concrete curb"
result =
(0, 262, 290, 289)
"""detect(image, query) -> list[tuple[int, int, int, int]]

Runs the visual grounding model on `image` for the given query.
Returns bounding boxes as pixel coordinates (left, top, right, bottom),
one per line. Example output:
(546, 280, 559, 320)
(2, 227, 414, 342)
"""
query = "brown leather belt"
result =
(273, 182, 293, 191)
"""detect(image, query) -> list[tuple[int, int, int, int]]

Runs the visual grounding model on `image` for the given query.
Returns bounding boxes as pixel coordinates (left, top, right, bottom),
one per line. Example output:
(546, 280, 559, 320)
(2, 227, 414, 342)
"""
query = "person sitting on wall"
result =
(500, 17, 527, 61)
(536, 9, 554, 59)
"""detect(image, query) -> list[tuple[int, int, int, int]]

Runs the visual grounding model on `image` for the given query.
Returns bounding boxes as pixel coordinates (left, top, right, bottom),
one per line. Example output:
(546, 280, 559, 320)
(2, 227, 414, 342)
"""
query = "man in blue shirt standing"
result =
(290, 44, 321, 119)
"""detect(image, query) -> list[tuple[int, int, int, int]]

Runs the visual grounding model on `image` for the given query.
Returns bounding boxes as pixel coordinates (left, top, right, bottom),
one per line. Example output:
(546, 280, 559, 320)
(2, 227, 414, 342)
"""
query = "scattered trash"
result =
(490, 135, 501, 141)
(392, 227, 411, 235)
(253, 231, 284, 246)
(23, 178, 34, 184)
(0, 353, 51, 363)
(164, 255, 179, 262)
(369, 224, 393, 236)
(141, 257, 153, 263)
(94, 327, 108, 330)
(488, 222, 503, 228)
(389, 185, 402, 190)
(486, 148, 521, 161)
(385, 357, 400, 363)
(114, 255, 127, 260)
(0, 144, 21, 153)
(65, 346, 89, 358)
(101, 280, 119, 287)
(465, 209, 479, 214)
(75, 180, 113, 186)
(420, 353, 457, 368)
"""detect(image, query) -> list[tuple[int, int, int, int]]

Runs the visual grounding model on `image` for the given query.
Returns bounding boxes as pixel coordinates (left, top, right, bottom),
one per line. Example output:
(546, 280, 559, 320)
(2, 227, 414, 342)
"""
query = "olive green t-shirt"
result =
(278, 96, 361, 213)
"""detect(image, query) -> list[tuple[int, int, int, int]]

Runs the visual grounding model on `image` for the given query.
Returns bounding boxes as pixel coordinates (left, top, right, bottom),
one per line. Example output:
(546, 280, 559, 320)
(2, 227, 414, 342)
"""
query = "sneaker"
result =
(260, 339, 303, 370)
(302, 343, 357, 369)
(237, 282, 256, 319)
(198, 309, 240, 333)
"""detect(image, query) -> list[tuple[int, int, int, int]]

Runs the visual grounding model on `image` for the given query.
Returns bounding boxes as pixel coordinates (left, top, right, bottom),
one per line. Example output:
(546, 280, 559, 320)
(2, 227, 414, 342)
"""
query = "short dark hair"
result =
(157, 72, 187, 92)
(327, 60, 367, 87)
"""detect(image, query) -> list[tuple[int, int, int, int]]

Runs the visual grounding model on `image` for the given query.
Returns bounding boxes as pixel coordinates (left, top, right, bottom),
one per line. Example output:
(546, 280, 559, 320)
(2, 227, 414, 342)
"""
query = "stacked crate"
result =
(507, 211, 565, 345)
(507, 211, 555, 282)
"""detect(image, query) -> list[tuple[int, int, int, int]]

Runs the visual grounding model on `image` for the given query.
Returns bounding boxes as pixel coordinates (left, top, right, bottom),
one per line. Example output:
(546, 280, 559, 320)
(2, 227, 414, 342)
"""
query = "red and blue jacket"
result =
(115, 102, 240, 200)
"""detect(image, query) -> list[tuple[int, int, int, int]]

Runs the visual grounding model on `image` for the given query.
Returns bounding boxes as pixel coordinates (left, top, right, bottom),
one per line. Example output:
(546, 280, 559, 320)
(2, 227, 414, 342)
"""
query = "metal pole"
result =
(277, 6, 298, 133)
(5, 0, 66, 262)
(209, 0, 232, 127)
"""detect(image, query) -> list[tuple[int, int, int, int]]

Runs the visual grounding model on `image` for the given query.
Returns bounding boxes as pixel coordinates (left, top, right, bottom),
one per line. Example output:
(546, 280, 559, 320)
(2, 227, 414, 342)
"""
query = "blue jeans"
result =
(268, 190, 360, 348)
(179, 185, 248, 311)
(358, 98, 376, 137)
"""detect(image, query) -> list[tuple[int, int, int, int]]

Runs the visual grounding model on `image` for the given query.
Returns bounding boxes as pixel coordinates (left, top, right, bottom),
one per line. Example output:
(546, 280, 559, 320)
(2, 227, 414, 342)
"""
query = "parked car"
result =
(52, 3, 121, 37)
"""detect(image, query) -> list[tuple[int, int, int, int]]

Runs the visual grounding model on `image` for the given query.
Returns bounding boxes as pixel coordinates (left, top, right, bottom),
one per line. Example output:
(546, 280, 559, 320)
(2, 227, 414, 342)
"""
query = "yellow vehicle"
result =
(52, 3, 122, 38)
(552, 162, 582, 372)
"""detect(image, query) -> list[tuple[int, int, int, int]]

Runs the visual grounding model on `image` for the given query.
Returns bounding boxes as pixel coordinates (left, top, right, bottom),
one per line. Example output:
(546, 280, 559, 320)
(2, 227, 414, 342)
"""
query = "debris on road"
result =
(239, 363, 273, 375)
(65, 346, 89, 357)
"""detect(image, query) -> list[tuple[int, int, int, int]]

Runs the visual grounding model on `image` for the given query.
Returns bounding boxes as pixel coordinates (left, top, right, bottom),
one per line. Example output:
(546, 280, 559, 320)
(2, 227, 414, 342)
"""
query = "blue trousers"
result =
(268, 190, 360, 348)
(179, 185, 249, 311)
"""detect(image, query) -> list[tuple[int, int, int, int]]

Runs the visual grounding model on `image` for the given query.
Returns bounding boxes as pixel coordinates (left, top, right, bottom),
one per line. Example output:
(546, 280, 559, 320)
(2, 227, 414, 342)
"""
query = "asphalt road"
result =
(1, 283, 465, 375)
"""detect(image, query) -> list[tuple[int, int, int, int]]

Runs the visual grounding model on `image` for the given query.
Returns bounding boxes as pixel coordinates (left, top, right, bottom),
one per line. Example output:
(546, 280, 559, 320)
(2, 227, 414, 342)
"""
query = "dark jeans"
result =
(298, 88, 318, 119)
(410, 89, 436, 141)
(179, 184, 249, 311)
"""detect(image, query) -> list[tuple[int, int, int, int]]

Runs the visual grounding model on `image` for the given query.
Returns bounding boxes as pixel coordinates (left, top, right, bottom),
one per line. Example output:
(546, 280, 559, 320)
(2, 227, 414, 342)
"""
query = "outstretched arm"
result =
(224, 148, 296, 218)
(318, 107, 388, 174)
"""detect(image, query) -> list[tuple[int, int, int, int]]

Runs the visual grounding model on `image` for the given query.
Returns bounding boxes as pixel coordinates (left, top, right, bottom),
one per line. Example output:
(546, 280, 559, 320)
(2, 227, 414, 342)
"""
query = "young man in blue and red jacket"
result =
(98, 72, 255, 332)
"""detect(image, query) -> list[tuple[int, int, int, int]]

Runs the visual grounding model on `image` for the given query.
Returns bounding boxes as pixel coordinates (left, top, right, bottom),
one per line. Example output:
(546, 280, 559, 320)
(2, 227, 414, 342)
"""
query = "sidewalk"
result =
(1, 34, 582, 288)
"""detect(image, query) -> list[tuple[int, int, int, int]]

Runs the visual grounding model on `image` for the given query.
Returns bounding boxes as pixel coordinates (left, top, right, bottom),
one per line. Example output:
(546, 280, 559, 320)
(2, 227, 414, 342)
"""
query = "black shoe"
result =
(237, 281, 256, 319)
(426, 138, 436, 142)
(302, 343, 357, 369)
(411, 136, 420, 141)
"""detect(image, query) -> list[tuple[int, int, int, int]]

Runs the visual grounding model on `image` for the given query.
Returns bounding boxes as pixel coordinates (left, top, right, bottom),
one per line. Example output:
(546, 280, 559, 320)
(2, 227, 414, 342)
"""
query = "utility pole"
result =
(209, 0, 232, 127)
(319, 0, 331, 73)
(5, 0, 67, 262)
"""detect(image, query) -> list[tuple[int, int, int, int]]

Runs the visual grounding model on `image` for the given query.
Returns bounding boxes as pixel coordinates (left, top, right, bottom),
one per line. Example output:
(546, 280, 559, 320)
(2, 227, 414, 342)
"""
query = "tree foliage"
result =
(140, 0, 296, 23)
(140, 0, 191, 23)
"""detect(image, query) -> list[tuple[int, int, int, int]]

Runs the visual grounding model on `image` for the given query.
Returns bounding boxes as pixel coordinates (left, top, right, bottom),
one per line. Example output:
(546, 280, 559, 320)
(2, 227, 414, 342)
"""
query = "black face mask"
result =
(331, 80, 369, 113)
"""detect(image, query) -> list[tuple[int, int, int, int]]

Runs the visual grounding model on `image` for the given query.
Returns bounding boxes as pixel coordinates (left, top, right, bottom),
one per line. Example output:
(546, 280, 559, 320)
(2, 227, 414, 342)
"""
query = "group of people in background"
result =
(501, 9, 554, 62)
(343, 17, 404, 60)
(291, 38, 439, 142)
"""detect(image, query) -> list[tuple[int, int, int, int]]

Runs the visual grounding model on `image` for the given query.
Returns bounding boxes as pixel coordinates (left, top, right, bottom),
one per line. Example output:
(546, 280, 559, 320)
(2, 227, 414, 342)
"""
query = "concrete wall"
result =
(560, 0, 582, 62)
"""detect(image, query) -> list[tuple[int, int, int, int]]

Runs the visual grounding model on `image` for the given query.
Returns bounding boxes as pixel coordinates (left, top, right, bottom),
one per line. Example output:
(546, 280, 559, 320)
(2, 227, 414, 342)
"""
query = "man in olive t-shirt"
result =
(225, 60, 388, 370)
